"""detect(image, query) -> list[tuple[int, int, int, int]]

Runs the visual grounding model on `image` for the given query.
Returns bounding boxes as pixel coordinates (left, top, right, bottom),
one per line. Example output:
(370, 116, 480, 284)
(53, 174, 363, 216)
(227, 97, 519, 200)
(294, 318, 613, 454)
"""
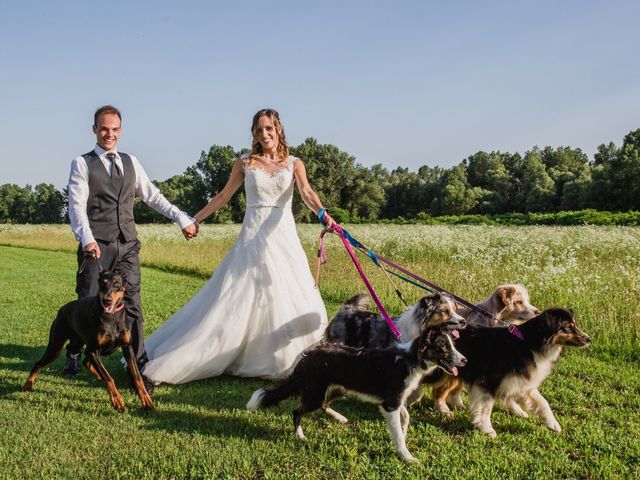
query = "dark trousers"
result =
(67, 237, 148, 368)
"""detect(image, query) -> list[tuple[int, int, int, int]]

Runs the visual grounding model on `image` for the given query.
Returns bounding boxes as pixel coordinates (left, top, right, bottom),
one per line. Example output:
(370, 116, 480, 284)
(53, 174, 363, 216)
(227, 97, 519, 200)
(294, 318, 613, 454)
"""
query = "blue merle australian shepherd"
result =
(324, 291, 466, 349)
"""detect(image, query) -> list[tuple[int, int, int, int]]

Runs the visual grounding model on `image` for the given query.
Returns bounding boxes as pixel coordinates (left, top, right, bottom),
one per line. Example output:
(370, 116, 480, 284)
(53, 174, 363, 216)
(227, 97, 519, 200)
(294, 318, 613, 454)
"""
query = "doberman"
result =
(21, 270, 153, 412)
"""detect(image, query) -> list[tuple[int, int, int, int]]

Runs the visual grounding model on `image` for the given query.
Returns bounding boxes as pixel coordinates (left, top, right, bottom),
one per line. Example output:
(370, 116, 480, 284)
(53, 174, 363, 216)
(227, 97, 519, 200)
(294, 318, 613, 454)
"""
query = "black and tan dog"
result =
(21, 271, 153, 412)
(247, 326, 467, 463)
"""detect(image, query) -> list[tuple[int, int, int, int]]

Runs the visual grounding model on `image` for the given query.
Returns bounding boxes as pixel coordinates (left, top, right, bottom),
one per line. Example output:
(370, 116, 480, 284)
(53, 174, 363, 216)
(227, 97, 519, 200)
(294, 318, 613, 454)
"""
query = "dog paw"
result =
(547, 420, 562, 432)
(480, 428, 497, 438)
(401, 453, 420, 463)
(295, 426, 307, 441)
(21, 382, 33, 392)
(110, 394, 126, 413)
(140, 393, 154, 410)
(509, 408, 529, 418)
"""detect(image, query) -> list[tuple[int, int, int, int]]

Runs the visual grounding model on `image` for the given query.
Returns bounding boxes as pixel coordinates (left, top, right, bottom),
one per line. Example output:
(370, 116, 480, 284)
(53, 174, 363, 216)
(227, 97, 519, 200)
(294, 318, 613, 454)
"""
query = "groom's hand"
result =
(83, 242, 101, 258)
(182, 222, 198, 240)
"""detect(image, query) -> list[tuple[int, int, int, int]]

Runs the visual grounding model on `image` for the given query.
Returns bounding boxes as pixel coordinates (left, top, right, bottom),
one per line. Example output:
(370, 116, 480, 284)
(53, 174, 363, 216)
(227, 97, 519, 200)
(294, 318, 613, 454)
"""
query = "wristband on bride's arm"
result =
(317, 208, 328, 226)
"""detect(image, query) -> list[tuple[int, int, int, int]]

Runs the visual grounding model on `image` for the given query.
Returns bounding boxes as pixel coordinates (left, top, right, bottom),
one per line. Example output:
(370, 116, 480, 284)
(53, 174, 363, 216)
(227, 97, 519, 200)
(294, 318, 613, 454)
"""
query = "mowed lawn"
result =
(1, 224, 639, 479)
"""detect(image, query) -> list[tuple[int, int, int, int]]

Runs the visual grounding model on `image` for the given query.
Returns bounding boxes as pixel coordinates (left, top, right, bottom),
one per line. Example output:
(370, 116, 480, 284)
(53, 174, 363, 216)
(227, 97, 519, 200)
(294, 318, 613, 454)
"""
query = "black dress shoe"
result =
(142, 375, 155, 396)
(125, 365, 154, 396)
(63, 353, 81, 375)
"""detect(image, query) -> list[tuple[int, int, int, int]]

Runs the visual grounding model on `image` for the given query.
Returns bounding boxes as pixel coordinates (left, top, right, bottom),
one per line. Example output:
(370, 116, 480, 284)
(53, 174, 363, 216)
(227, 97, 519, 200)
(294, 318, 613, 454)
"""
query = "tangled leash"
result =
(315, 212, 499, 338)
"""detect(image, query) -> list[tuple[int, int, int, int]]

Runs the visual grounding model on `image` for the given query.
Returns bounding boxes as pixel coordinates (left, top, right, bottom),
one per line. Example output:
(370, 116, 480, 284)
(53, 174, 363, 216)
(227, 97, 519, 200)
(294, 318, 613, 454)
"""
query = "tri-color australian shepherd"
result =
(324, 291, 465, 348)
(247, 326, 467, 463)
(425, 284, 540, 412)
(423, 307, 590, 436)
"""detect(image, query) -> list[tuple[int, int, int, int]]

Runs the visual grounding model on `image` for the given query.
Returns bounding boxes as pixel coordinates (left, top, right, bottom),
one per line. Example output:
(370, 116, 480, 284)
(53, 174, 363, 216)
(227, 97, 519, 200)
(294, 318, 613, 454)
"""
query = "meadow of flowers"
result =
(1, 223, 638, 357)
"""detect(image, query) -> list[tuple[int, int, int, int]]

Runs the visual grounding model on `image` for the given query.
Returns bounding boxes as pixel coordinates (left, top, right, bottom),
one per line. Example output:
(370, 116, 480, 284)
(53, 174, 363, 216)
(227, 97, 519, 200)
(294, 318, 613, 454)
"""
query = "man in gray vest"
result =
(67, 105, 198, 394)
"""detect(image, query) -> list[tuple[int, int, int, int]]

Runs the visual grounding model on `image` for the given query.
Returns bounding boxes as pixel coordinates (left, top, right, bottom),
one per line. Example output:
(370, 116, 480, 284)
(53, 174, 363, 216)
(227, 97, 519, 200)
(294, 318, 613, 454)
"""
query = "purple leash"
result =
(317, 216, 523, 342)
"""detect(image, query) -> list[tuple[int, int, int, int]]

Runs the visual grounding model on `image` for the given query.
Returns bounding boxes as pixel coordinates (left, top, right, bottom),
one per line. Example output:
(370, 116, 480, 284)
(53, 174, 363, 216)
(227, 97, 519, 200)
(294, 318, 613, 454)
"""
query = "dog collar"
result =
(508, 323, 524, 341)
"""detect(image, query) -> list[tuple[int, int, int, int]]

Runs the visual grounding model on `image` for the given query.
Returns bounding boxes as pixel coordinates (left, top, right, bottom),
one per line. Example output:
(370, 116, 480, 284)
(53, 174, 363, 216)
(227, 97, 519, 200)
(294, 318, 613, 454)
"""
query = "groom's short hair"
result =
(94, 105, 122, 126)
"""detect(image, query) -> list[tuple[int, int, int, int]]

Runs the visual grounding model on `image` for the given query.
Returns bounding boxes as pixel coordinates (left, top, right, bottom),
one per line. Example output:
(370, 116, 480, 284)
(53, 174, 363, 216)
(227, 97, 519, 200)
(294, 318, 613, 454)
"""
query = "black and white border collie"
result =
(247, 327, 467, 463)
(429, 307, 591, 436)
(324, 291, 466, 349)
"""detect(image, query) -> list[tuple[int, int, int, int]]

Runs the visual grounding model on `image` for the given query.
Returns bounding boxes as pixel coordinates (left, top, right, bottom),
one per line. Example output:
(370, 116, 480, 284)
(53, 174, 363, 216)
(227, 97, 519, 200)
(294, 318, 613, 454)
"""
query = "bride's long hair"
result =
(249, 109, 290, 167)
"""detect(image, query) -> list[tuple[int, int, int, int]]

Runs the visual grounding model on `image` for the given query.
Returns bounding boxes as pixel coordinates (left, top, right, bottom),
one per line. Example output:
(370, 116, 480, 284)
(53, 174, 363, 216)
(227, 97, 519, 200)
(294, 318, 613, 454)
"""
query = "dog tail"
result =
(246, 377, 298, 410)
(340, 292, 371, 313)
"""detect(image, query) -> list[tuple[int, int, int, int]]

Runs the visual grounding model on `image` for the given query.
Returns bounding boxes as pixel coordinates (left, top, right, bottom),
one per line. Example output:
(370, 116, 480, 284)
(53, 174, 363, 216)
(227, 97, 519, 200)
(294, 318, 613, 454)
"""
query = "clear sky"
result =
(1, 0, 638, 189)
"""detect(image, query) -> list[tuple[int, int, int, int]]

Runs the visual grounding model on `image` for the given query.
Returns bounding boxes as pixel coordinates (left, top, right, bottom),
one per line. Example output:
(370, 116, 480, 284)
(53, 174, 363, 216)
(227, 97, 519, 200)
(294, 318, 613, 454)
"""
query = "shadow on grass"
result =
(0, 343, 145, 401)
(3, 342, 387, 441)
(137, 406, 281, 440)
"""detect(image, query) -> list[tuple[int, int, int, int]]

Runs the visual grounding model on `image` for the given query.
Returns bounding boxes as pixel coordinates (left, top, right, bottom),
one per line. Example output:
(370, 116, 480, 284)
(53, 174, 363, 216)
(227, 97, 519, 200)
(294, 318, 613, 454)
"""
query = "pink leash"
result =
(328, 224, 402, 340)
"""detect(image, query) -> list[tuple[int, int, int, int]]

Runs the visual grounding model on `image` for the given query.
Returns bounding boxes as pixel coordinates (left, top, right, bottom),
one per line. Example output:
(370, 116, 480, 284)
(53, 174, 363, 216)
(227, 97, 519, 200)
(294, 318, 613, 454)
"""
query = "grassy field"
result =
(1, 224, 639, 479)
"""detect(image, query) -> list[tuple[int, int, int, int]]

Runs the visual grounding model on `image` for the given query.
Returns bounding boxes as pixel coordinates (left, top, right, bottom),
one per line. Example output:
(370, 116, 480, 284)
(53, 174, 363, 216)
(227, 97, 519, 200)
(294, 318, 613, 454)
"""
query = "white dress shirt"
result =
(68, 144, 194, 247)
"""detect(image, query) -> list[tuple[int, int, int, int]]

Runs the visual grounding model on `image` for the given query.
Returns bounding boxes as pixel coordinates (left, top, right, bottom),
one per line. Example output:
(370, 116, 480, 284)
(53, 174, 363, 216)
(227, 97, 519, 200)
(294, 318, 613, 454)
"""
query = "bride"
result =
(142, 109, 336, 384)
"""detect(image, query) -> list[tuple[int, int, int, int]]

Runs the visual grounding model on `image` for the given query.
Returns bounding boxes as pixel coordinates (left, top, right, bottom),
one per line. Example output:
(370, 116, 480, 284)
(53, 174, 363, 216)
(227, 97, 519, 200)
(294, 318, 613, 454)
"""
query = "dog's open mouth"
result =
(450, 329, 460, 339)
(101, 300, 119, 314)
(439, 360, 459, 377)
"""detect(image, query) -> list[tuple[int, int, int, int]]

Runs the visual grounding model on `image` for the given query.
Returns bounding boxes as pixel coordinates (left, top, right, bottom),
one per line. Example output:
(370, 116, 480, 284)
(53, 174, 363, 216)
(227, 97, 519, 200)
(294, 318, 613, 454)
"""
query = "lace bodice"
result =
(243, 155, 297, 208)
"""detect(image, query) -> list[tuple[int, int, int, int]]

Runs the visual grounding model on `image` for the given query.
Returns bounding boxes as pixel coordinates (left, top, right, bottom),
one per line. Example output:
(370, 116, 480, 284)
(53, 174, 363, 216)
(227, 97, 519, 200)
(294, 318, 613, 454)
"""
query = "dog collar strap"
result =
(507, 323, 524, 341)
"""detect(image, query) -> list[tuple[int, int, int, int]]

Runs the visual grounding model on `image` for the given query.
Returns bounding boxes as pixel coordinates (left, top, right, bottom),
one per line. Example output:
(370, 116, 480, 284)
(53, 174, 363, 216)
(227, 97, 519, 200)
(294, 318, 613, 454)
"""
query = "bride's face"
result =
(256, 115, 279, 154)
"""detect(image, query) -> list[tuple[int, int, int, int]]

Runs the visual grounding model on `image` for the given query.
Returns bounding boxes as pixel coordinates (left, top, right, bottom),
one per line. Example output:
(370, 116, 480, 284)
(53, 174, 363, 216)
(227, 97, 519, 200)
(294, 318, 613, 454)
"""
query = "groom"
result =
(66, 105, 198, 394)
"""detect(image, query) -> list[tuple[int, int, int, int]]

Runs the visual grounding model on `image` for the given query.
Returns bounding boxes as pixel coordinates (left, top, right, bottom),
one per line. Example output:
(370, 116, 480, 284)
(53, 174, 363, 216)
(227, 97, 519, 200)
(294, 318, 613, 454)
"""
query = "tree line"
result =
(1, 128, 639, 224)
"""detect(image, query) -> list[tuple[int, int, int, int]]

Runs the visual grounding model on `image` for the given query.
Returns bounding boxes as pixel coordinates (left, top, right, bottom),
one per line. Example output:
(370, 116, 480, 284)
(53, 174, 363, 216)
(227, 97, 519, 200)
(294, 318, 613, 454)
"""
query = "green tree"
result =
(466, 151, 511, 213)
(541, 146, 590, 210)
(381, 167, 423, 218)
(434, 164, 477, 215)
(342, 167, 385, 221)
(292, 138, 356, 222)
(608, 129, 640, 210)
(1, 184, 36, 223)
(522, 149, 556, 212)
(33, 183, 66, 223)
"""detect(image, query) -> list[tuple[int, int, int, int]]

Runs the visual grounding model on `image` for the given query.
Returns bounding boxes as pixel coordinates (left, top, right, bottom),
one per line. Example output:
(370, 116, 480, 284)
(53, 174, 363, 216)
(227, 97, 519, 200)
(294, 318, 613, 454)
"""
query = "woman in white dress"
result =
(142, 109, 336, 384)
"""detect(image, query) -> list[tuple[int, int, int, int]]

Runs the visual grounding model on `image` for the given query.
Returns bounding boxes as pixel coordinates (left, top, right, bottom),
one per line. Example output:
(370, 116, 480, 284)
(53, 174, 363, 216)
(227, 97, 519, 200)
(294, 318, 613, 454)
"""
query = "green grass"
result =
(1, 225, 640, 479)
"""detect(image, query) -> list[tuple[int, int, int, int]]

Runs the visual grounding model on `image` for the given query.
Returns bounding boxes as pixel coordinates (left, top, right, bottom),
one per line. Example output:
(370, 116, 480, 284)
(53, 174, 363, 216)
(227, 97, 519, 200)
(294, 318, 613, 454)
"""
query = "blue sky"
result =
(1, 1, 638, 189)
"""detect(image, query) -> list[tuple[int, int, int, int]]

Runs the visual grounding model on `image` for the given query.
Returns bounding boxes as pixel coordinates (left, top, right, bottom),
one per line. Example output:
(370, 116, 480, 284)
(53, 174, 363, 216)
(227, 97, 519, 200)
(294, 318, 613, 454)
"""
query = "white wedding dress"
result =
(143, 156, 328, 384)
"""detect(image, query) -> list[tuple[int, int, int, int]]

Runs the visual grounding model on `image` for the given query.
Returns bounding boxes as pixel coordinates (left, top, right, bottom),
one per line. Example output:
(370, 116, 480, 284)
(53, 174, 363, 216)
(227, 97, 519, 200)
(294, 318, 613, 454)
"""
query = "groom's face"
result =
(93, 113, 121, 152)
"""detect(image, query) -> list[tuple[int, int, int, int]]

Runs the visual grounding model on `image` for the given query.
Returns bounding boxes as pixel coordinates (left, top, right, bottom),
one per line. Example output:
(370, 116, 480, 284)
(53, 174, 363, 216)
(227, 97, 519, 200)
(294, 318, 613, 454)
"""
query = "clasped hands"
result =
(182, 221, 199, 240)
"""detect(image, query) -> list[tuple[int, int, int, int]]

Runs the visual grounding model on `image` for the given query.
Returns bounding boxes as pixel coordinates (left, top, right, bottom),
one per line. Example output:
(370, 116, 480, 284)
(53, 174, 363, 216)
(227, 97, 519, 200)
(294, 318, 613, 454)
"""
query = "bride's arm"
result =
(293, 159, 336, 228)
(193, 158, 245, 223)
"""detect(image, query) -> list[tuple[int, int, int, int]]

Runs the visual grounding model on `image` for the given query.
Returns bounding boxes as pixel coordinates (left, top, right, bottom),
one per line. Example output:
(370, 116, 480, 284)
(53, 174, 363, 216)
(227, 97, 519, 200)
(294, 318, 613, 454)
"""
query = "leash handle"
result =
(78, 249, 104, 275)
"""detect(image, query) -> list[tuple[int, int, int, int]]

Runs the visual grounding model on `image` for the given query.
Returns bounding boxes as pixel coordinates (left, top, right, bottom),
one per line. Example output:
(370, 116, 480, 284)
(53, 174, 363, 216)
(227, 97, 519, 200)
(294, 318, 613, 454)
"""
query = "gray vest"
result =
(83, 150, 137, 242)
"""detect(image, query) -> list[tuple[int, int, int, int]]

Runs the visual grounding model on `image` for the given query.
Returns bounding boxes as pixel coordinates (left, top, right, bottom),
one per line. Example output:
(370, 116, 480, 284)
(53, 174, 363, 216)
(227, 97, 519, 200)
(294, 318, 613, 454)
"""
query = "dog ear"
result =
(420, 291, 441, 309)
(498, 286, 516, 307)
(116, 271, 127, 286)
(341, 293, 370, 312)
(424, 326, 440, 345)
